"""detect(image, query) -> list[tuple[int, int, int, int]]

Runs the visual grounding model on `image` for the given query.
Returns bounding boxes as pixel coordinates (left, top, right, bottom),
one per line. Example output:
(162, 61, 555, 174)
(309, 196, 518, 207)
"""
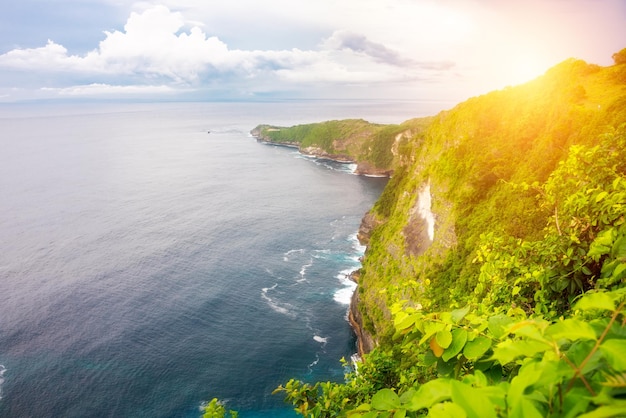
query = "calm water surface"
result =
(0, 101, 442, 417)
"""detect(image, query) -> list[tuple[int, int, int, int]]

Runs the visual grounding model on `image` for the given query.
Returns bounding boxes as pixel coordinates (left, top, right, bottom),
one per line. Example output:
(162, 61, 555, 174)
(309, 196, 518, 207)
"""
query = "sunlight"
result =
(509, 53, 548, 85)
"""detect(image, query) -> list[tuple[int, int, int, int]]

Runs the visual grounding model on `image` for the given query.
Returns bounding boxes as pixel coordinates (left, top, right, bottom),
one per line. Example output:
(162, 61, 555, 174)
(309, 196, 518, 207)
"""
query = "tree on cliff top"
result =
(612, 47, 626, 65)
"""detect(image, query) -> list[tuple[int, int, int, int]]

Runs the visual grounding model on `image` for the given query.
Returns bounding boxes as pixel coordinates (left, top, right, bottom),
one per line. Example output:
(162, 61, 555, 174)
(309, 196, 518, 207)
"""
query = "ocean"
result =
(0, 100, 445, 417)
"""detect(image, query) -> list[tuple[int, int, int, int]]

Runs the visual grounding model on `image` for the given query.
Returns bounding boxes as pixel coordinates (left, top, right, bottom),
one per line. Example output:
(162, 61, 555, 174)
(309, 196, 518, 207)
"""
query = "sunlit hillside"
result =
(215, 49, 626, 418)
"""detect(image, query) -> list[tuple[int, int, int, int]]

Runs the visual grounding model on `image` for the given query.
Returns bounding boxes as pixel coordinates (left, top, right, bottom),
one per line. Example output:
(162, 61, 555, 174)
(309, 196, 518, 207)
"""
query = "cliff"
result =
(250, 119, 426, 177)
(354, 55, 626, 348)
(252, 54, 626, 357)
(274, 50, 626, 417)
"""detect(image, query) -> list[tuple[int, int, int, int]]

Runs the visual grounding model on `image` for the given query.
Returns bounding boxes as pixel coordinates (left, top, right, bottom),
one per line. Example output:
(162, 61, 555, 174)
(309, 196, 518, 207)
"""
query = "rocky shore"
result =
(250, 125, 393, 177)
(347, 211, 383, 356)
(251, 124, 389, 356)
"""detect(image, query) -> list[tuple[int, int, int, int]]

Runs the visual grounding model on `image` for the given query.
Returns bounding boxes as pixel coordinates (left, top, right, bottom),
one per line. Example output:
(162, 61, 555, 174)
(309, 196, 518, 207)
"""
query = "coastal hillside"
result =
(217, 50, 626, 417)
(354, 53, 626, 346)
(251, 118, 431, 176)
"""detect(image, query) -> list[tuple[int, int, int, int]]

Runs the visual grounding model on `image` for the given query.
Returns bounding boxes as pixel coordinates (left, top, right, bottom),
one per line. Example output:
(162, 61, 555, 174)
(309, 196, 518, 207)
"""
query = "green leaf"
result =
(599, 340, 626, 371)
(399, 389, 416, 405)
(463, 336, 492, 360)
(420, 321, 446, 345)
(578, 403, 626, 418)
(437, 357, 456, 376)
(612, 235, 626, 258)
(488, 314, 513, 339)
(596, 191, 609, 203)
(507, 319, 549, 342)
(546, 318, 598, 342)
(423, 349, 438, 366)
(450, 380, 497, 418)
(612, 263, 626, 280)
(509, 398, 544, 418)
(353, 403, 372, 412)
(427, 402, 467, 418)
(561, 387, 591, 418)
(574, 292, 616, 312)
(393, 409, 406, 418)
(450, 306, 470, 324)
(394, 312, 417, 331)
(371, 388, 401, 410)
(436, 330, 453, 349)
(407, 379, 451, 410)
(492, 339, 550, 365)
(565, 340, 602, 373)
(508, 361, 543, 410)
(443, 329, 468, 362)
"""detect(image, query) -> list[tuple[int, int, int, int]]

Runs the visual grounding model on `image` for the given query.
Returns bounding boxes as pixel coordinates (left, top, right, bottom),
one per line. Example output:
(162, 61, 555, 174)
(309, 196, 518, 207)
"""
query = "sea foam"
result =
(261, 284, 296, 318)
(0, 364, 6, 400)
(333, 269, 358, 305)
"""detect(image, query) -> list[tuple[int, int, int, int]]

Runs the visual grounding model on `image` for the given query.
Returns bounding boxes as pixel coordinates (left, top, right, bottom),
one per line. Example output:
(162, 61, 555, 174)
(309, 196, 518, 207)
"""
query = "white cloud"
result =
(0, 40, 83, 70)
(1, 0, 624, 101)
(0, 4, 454, 99)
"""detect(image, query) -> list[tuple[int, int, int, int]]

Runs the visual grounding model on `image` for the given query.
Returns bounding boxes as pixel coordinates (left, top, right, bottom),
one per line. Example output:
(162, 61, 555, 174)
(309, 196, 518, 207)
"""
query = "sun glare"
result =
(509, 54, 548, 85)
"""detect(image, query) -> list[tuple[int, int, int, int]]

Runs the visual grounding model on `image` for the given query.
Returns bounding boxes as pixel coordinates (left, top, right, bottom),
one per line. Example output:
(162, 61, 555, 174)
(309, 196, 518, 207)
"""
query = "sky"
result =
(0, 0, 624, 103)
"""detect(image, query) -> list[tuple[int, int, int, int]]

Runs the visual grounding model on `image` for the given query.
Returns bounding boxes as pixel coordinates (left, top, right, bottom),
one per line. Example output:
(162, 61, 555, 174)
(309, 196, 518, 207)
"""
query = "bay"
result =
(0, 100, 442, 417)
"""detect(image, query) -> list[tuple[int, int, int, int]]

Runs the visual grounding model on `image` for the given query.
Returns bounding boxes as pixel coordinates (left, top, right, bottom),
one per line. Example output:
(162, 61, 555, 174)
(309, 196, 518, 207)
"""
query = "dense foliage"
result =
(207, 52, 626, 417)
(252, 119, 415, 173)
(275, 288, 626, 417)
(356, 55, 626, 340)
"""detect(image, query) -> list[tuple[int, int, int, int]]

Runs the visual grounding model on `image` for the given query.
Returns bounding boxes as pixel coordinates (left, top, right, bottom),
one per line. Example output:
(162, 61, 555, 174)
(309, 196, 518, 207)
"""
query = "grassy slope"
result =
(355, 57, 626, 345)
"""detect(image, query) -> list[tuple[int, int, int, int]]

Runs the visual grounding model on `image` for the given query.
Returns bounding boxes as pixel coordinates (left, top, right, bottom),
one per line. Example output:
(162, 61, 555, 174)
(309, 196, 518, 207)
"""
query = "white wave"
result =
(350, 354, 361, 374)
(261, 284, 295, 318)
(0, 364, 6, 400)
(348, 232, 366, 254)
(334, 269, 358, 305)
(308, 354, 320, 371)
(337, 269, 354, 281)
(299, 259, 313, 279)
(283, 248, 304, 261)
(284, 248, 305, 256)
(333, 284, 357, 305)
(311, 249, 331, 259)
(313, 335, 328, 344)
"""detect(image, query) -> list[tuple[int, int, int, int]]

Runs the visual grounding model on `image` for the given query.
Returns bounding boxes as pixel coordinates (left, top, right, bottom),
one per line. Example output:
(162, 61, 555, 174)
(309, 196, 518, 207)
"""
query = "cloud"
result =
(0, 40, 82, 70)
(325, 30, 412, 67)
(325, 30, 455, 71)
(0, 5, 455, 99)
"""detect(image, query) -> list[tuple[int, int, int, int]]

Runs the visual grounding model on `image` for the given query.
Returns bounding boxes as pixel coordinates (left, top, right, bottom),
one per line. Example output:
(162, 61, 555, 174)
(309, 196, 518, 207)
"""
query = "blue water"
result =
(0, 100, 441, 417)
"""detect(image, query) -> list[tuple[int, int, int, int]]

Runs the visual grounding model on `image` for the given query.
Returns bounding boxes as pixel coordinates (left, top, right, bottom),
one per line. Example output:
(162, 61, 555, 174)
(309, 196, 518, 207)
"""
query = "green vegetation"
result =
(209, 51, 626, 417)
(202, 398, 238, 418)
(275, 288, 626, 417)
(252, 119, 421, 175)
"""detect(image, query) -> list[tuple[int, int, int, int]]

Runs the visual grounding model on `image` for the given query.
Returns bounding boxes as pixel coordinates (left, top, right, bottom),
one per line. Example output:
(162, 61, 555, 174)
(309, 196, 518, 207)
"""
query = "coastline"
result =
(347, 270, 376, 356)
(251, 126, 382, 357)
(250, 128, 393, 178)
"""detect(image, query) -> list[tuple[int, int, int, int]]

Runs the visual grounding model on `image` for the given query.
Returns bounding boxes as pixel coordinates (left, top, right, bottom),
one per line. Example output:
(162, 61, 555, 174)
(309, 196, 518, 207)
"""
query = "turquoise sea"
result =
(0, 100, 445, 417)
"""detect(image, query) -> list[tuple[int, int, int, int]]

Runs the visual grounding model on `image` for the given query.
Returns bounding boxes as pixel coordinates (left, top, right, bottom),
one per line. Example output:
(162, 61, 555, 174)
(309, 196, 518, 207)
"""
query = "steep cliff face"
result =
(353, 56, 626, 348)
